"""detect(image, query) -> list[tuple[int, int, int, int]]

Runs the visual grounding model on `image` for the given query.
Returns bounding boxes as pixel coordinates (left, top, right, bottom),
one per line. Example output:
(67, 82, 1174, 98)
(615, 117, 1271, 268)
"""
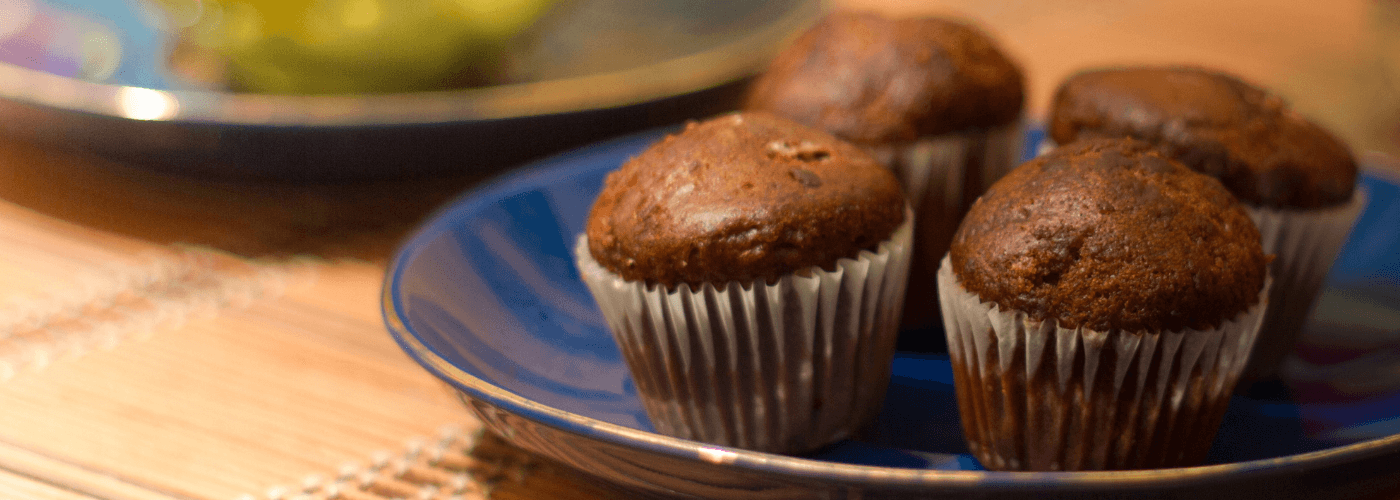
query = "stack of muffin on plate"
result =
(745, 10, 1027, 338)
(572, 10, 1363, 471)
(1047, 67, 1366, 386)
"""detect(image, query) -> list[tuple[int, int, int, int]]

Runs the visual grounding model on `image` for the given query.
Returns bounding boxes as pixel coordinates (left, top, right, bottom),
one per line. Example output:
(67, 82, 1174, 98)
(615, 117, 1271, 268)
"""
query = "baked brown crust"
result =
(950, 138, 1268, 333)
(1048, 66, 1356, 209)
(586, 112, 906, 287)
(744, 10, 1024, 143)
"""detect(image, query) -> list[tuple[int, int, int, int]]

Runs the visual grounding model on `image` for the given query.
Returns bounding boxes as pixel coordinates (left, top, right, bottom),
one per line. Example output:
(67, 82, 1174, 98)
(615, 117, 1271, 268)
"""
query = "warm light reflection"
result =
(697, 446, 738, 465)
(116, 87, 179, 120)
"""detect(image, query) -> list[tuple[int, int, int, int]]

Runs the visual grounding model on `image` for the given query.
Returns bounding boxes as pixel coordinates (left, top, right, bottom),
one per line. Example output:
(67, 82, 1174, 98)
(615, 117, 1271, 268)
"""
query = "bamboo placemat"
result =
(0, 133, 630, 500)
(0, 206, 468, 499)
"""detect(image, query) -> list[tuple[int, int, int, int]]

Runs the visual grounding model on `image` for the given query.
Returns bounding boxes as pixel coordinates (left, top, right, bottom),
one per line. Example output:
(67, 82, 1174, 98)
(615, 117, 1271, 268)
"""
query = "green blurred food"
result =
(150, 0, 558, 94)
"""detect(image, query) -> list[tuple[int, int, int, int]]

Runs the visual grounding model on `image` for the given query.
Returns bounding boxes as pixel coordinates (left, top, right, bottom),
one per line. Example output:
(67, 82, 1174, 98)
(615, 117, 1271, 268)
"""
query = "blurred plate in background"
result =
(0, 0, 821, 180)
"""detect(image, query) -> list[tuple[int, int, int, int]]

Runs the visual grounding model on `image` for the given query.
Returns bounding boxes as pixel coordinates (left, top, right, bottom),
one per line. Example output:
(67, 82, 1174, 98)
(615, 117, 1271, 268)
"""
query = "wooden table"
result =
(0, 1, 1387, 499)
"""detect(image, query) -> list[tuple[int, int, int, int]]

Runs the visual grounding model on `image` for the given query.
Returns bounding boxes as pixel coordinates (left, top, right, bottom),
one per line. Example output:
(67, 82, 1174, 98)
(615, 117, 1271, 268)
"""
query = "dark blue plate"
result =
(384, 128, 1400, 499)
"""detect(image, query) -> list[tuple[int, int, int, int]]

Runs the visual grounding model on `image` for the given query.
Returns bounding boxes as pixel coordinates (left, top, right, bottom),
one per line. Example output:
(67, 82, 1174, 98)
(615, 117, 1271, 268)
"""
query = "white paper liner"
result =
(1242, 189, 1368, 382)
(937, 256, 1271, 471)
(867, 121, 1024, 330)
(574, 210, 914, 454)
(867, 121, 1024, 213)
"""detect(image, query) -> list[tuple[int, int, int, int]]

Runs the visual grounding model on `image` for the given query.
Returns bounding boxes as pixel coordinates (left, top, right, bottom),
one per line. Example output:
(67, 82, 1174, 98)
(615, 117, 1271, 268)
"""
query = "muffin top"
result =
(586, 112, 907, 288)
(744, 10, 1024, 144)
(950, 138, 1269, 333)
(1048, 66, 1356, 209)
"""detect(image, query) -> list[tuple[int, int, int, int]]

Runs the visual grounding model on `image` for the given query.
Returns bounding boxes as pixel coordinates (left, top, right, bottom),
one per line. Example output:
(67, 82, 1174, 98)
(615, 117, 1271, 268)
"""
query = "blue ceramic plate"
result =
(384, 128, 1400, 499)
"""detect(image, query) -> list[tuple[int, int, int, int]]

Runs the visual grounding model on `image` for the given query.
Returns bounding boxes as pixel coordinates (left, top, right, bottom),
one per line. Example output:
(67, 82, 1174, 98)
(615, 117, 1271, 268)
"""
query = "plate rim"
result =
(382, 128, 1400, 491)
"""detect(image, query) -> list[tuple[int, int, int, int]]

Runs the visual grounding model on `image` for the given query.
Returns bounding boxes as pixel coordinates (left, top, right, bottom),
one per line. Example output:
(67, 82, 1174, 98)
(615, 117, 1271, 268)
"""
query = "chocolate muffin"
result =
(745, 11, 1023, 144)
(939, 137, 1271, 471)
(575, 112, 914, 454)
(1048, 66, 1365, 382)
(585, 113, 906, 287)
(745, 10, 1026, 334)
(1049, 66, 1354, 209)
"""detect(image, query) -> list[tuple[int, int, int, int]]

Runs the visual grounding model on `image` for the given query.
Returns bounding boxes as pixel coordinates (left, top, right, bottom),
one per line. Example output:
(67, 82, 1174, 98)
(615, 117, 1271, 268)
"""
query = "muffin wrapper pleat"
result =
(937, 256, 1271, 471)
(574, 210, 913, 454)
(867, 121, 1025, 215)
(1242, 189, 1367, 382)
(869, 122, 1023, 331)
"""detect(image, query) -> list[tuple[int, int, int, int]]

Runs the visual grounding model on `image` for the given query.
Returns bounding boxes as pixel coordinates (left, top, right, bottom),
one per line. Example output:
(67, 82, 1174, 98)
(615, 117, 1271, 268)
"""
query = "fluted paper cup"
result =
(867, 122, 1024, 331)
(1241, 190, 1367, 383)
(938, 256, 1271, 471)
(867, 122, 1024, 214)
(574, 210, 913, 454)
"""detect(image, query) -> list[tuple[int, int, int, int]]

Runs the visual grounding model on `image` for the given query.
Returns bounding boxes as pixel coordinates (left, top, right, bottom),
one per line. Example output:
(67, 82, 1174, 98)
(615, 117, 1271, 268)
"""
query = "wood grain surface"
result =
(0, 1, 1387, 499)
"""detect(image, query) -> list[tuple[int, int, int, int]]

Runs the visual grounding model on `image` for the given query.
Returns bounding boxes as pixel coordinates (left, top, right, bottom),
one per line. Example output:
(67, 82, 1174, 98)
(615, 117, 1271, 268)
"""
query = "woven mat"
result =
(0, 202, 501, 499)
(0, 135, 626, 500)
(0, 210, 590, 500)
